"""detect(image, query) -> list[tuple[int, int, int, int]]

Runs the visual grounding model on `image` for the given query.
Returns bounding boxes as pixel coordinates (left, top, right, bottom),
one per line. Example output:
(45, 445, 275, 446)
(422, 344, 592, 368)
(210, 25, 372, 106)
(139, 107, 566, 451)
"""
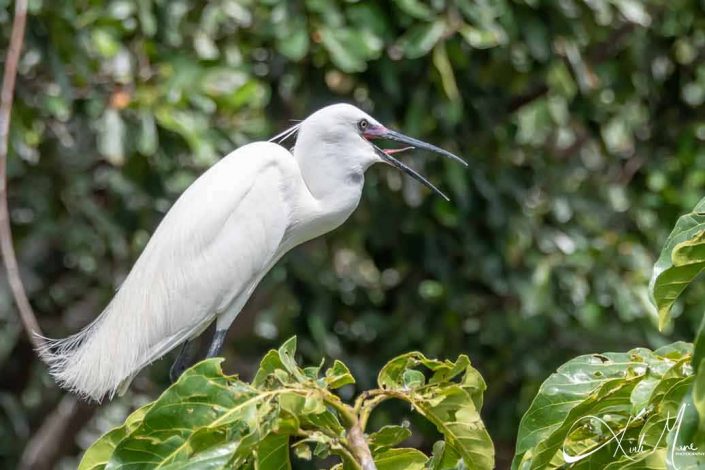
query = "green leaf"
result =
(374, 448, 428, 470)
(325, 360, 356, 389)
(368, 425, 412, 452)
(458, 25, 505, 49)
(666, 386, 705, 469)
(79, 404, 153, 470)
(253, 349, 287, 387)
(512, 345, 693, 469)
(273, 9, 310, 61)
(432, 42, 460, 101)
(378, 352, 485, 408)
(319, 27, 370, 72)
(427, 441, 463, 470)
(692, 315, 705, 436)
(278, 336, 306, 382)
(255, 433, 291, 470)
(377, 352, 493, 469)
(670, 317, 705, 469)
(649, 196, 705, 330)
(83, 359, 290, 468)
(81, 344, 491, 470)
(393, 0, 434, 20)
(399, 21, 447, 59)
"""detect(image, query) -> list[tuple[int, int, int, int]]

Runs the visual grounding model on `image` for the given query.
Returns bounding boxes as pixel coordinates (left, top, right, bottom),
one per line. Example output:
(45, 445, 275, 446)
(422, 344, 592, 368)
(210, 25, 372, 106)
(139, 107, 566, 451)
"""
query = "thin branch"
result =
(18, 396, 95, 470)
(358, 395, 390, 431)
(0, 0, 43, 348)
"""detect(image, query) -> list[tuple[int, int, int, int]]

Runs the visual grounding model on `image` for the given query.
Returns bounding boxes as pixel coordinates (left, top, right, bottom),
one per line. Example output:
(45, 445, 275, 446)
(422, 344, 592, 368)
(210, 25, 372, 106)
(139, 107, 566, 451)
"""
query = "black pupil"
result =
(360, 120, 367, 129)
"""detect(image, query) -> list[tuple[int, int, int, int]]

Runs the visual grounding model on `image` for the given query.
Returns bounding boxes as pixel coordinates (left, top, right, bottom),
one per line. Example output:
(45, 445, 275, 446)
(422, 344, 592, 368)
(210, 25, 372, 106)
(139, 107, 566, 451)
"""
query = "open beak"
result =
(374, 129, 467, 166)
(364, 125, 465, 201)
(372, 144, 450, 201)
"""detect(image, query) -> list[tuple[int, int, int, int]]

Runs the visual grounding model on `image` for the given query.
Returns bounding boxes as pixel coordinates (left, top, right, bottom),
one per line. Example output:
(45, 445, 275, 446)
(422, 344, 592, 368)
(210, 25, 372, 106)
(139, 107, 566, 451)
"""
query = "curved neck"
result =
(295, 142, 367, 203)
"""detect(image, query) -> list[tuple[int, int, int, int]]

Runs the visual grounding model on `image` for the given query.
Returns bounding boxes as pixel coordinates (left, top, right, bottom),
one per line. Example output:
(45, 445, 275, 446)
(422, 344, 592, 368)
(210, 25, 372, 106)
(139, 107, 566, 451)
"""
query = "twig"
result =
(0, 0, 43, 348)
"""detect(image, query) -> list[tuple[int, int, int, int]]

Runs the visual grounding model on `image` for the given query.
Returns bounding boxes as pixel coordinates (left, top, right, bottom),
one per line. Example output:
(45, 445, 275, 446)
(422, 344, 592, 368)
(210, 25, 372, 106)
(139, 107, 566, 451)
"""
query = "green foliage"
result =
(376, 352, 493, 469)
(79, 338, 493, 469)
(4, 0, 705, 467)
(649, 195, 705, 468)
(513, 343, 692, 469)
(650, 197, 705, 330)
(511, 194, 705, 469)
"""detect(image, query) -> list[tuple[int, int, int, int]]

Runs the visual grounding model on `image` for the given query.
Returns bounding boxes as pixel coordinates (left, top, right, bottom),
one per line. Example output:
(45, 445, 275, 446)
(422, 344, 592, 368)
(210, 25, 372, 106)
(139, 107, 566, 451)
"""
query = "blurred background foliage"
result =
(1, 0, 705, 468)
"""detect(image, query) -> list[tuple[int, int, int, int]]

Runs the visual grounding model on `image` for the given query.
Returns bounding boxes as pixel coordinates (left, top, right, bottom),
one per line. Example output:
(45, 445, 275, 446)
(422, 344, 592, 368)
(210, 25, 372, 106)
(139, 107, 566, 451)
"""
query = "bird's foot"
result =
(205, 329, 227, 358)
(169, 339, 194, 383)
(169, 361, 187, 383)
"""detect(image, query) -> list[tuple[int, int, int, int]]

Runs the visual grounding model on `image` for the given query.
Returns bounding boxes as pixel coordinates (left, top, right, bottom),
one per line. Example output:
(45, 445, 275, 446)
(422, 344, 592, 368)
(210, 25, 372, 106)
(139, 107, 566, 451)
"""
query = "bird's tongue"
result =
(382, 146, 414, 156)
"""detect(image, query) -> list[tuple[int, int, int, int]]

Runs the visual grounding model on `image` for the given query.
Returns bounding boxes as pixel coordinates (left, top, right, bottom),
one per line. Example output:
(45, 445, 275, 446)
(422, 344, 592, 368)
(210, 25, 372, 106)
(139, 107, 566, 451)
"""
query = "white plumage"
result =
(39, 103, 464, 401)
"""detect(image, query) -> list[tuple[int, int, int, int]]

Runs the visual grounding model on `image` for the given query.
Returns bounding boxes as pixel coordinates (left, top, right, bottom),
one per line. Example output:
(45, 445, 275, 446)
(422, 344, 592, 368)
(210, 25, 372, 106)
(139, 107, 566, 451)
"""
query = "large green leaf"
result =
(79, 404, 153, 470)
(668, 318, 705, 469)
(377, 352, 494, 470)
(399, 20, 447, 59)
(427, 441, 464, 470)
(649, 196, 705, 467)
(368, 425, 412, 452)
(255, 433, 291, 470)
(649, 196, 705, 330)
(512, 345, 693, 470)
(374, 448, 428, 470)
(103, 360, 275, 468)
(319, 27, 376, 72)
(692, 315, 705, 438)
(392, 0, 434, 20)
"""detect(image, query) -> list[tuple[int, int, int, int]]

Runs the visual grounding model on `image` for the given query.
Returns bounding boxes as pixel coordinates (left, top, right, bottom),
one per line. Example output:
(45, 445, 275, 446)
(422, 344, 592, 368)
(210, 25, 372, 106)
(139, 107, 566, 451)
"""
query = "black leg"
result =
(170, 339, 194, 383)
(206, 329, 227, 358)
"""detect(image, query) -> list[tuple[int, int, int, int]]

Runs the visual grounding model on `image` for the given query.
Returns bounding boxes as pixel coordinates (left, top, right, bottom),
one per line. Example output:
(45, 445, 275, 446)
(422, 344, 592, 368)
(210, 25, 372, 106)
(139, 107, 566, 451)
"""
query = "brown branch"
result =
(0, 0, 43, 348)
(0, 9, 98, 470)
(346, 423, 377, 470)
(18, 396, 95, 470)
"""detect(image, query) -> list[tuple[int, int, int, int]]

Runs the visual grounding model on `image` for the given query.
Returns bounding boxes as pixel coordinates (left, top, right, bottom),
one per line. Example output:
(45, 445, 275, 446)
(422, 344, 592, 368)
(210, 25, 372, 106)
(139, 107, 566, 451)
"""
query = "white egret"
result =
(39, 103, 465, 401)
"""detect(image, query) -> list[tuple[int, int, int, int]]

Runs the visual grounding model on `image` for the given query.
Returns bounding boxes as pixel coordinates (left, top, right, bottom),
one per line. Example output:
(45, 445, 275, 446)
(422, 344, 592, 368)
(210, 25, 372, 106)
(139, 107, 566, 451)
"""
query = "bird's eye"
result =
(358, 119, 369, 131)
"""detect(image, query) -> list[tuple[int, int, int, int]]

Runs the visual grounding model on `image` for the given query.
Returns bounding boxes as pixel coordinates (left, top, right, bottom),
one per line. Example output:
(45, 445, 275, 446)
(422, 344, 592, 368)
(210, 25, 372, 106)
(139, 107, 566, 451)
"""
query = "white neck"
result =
(296, 142, 367, 201)
(290, 142, 374, 242)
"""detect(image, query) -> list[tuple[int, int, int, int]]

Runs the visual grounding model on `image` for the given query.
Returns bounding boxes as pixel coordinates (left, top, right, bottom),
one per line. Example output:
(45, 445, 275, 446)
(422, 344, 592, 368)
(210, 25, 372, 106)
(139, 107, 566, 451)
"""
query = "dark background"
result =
(2, 0, 705, 468)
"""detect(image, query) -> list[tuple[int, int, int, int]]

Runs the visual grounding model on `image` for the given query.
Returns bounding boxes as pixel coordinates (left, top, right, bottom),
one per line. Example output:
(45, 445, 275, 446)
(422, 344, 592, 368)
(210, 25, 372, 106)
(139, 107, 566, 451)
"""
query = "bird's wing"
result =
(41, 141, 300, 400)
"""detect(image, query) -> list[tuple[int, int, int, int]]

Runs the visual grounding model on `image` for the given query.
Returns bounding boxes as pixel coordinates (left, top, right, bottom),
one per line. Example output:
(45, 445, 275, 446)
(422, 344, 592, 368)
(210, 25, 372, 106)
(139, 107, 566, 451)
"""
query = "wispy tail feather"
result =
(36, 312, 125, 402)
(37, 304, 214, 402)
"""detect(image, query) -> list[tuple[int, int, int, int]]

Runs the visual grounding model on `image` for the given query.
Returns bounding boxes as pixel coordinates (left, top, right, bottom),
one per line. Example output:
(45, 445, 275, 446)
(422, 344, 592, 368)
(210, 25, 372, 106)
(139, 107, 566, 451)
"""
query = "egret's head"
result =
(279, 103, 466, 200)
